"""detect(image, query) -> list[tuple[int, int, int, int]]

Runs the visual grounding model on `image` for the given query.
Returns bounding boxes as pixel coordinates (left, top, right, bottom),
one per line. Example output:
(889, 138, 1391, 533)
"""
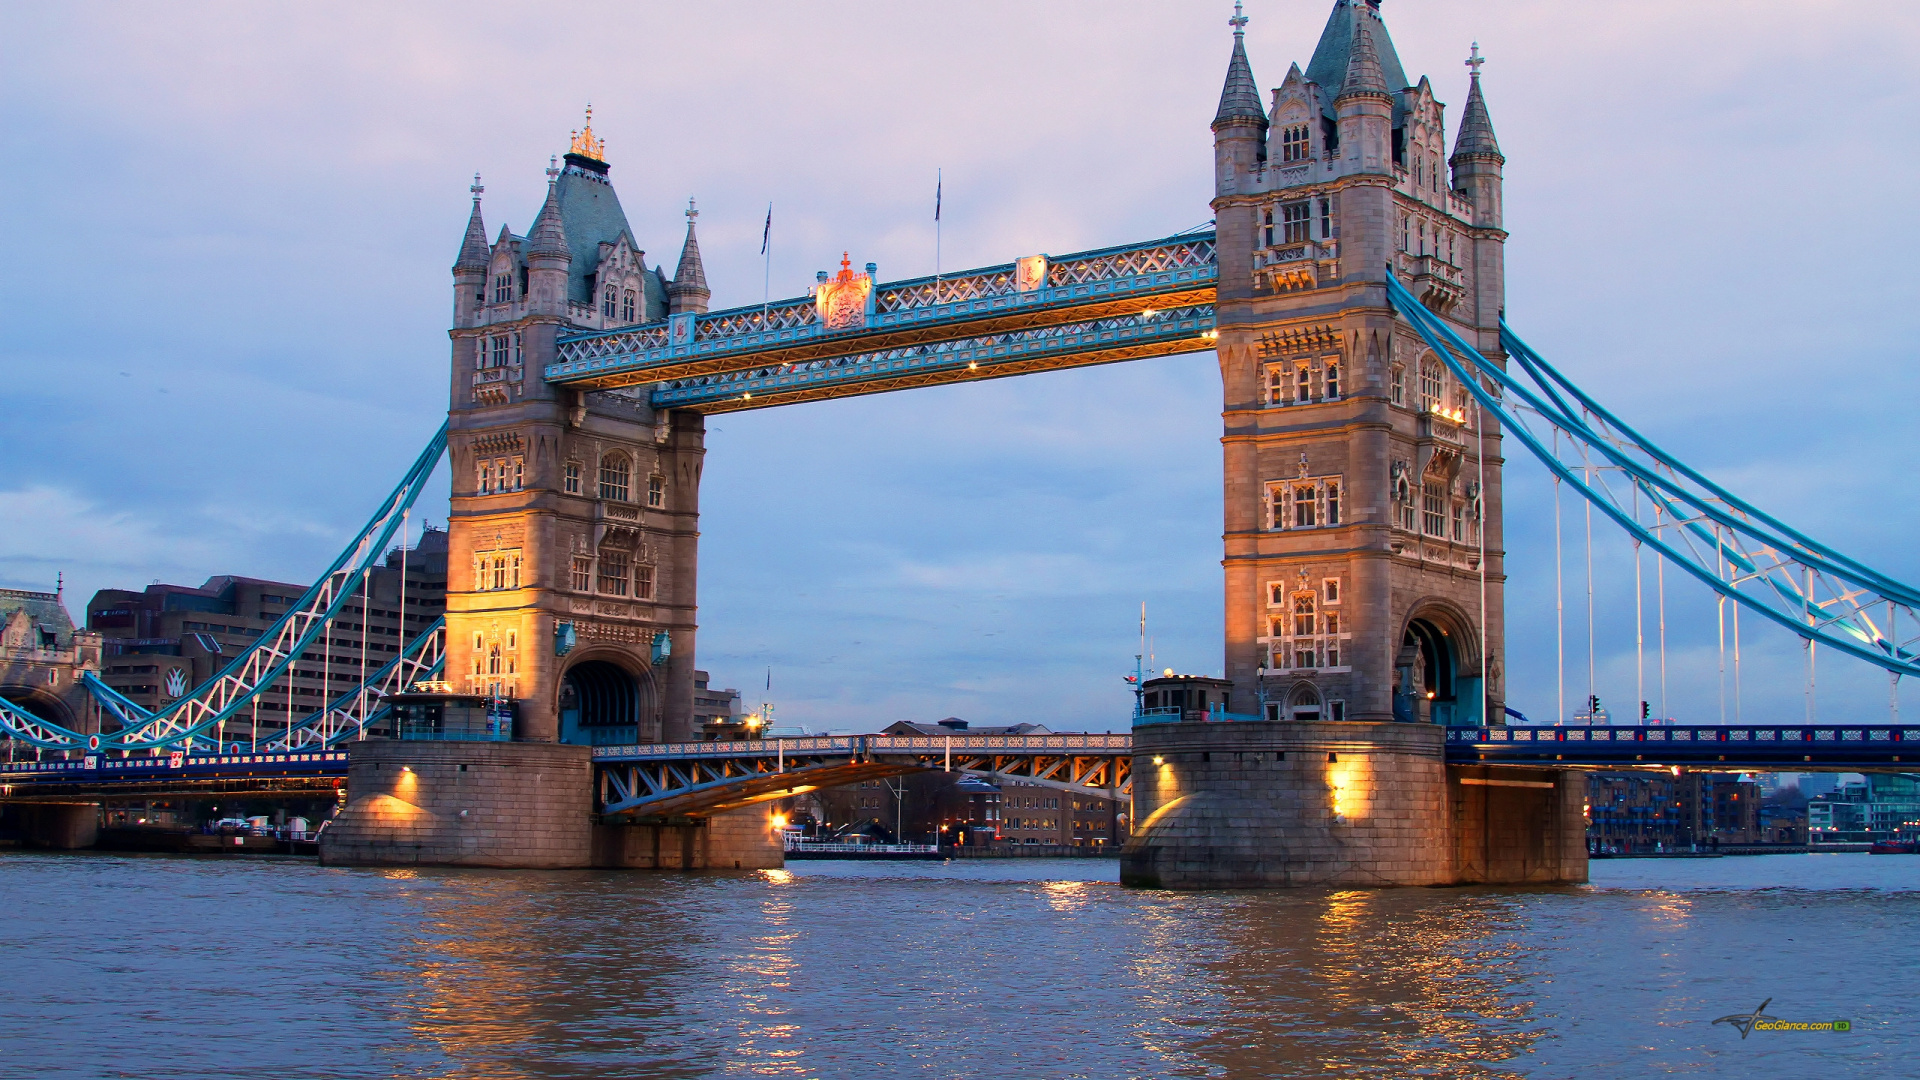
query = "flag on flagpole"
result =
(760, 204, 772, 255)
(934, 171, 942, 222)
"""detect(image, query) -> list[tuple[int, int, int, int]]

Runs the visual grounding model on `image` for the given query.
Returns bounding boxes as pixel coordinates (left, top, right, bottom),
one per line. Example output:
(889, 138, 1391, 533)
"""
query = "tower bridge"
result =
(6, 0, 1918, 883)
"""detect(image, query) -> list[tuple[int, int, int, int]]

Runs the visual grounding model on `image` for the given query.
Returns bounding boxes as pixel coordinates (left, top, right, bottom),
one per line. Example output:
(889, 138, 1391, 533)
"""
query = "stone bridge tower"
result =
(444, 117, 709, 745)
(1211, 0, 1507, 729)
(1126, 1, 1583, 890)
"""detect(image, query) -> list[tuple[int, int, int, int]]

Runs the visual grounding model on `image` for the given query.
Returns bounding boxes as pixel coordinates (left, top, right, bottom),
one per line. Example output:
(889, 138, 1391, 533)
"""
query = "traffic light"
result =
(1641, 701, 1651, 720)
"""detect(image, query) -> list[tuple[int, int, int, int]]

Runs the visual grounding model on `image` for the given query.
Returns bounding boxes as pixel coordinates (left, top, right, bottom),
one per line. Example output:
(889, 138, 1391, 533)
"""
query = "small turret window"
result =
(1262, 209, 1274, 248)
(1280, 124, 1310, 163)
(1319, 198, 1333, 239)
(646, 474, 665, 508)
(602, 285, 618, 319)
(1325, 361, 1340, 400)
(622, 290, 636, 322)
(563, 461, 582, 495)
(493, 274, 511, 304)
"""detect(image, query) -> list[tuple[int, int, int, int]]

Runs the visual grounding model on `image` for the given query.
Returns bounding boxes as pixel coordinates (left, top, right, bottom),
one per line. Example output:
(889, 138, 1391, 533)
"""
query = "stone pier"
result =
(1121, 720, 1586, 889)
(319, 739, 784, 870)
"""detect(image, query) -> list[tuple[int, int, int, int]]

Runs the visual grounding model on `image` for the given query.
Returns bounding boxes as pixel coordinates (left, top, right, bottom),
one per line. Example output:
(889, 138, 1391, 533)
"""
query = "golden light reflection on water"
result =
(368, 866, 1551, 1079)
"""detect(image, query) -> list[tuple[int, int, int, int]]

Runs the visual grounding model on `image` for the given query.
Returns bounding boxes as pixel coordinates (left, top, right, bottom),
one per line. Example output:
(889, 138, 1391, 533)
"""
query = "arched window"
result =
(597, 548, 630, 596)
(598, 453, 630, 501)
(1419, 357, 1442, 412)
(1324, 361, 1340, 400)
(622, 290, 636, 322)
(647, 474, 664, 508)
(488, 644, 501, 675)
(602, 285, 618, 318)
(1293, 594, 1316, 639)
(564, 461, 582, 495)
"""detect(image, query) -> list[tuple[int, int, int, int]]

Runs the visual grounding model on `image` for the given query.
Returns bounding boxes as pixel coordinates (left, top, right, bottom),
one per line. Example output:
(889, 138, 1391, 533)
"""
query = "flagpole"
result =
(761, 202, 772, 330)
(925, 168, 933, 303)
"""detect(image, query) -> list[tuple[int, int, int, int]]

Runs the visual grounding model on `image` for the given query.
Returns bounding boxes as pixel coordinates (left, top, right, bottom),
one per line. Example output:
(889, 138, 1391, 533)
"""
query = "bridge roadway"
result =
(4, 725, 1914, 810)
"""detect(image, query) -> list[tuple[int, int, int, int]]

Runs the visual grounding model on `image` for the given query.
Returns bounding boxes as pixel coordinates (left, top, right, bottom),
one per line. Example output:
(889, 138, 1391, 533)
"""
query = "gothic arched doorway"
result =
(1396, 618, 1459, 725)
(557, 659, 653, 746)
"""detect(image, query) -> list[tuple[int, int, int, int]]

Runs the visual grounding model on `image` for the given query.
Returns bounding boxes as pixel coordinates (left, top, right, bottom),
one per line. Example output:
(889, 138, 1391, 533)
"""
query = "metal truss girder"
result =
(669, 319, 1216, 415)
(591, 734, 1135, 817)
(549, 285, 1218, 391)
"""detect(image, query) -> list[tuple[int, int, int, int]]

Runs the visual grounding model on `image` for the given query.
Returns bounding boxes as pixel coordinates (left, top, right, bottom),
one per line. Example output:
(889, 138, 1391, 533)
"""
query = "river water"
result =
(0, 852, 1912, 1079)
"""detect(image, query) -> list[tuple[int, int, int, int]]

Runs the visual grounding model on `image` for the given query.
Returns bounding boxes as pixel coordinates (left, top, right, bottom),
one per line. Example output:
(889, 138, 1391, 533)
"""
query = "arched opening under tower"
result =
(557, 659, 654, 746)
(1, 685, 74, 730)
(1395, 611, 1483, 727)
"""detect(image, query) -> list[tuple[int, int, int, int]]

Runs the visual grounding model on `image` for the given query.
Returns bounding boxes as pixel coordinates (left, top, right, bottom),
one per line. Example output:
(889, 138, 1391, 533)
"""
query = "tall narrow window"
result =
(1271, 584, 1287, 605)
(635, 564, 654, 600)
(1423, 482, 1446, 536)
(1267, 365, 1287, 405)
(1318, 198, 1332, 239)
(512, 332, 522, 365)
(598, 549, 630, 596)
(602, 285, 618, 319)
(1390, 366, 1406, 406)
(1396, 476, 1416, 531)
(1452, 501, 1465, 542)
(598, 454, 631, 501)
(512, 457, 524, 491)
(1262, 209, 1275, 248)
(1280, 124, 1309, 162)
(1296, 366, 1311, 403)
(1270, 488, 1287, 530)
(1282, 200, 1311, 244)
(1324, 361, 1340, 401)
(510, 555, 522, 589)
(492, 335, 509, 368)
(491, 555, 508, 591)
(488, 644, 501, 675)
(1326, 480, 1341, 525)
(1323, 578, 1340, 604)
(1419, 359, 1442, 413)
(492, 274, 510, 304)
(622, 290, 636, 322)
(570, 556, 593, 592)
(647, 475, 664, 508)
(1294, 485, 1317, 528)
(478, 461, 493, 494)
(564, 461, 582, 495)
(1293, 595, 1316, 638)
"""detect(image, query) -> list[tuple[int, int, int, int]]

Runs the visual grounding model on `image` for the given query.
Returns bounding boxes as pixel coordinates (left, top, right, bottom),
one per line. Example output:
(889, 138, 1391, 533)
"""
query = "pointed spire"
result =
(454, 173, 490, 271)
(1213, 2, 1266, 130)
(672, 197, 708, 294)
(1337, 18, 1390, 100)
(1452, 43, 1502, 160)
(529, 158, 569, 258)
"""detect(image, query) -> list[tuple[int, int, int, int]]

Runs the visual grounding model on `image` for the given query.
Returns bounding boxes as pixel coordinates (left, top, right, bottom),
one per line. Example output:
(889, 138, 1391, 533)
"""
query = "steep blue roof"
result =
(1305, 0, 1411, 120)
(556, 154, 642, 305)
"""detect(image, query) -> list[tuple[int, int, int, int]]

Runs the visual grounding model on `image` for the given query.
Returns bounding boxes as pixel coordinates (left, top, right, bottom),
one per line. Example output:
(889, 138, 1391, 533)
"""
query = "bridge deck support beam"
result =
(591, 807, 783, 870)
(1121, 721, 1586, 889)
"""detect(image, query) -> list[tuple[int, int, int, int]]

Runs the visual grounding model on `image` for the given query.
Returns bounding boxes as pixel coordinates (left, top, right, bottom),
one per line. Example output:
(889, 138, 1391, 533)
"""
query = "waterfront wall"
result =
(1121, 721, 1587, 888)
(1, 802, 100, 850)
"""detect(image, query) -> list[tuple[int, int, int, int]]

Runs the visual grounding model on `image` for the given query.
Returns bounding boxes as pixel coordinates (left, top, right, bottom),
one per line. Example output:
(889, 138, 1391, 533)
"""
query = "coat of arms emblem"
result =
(815, 253, 872, 333)
(1014, 254, 1049, 293)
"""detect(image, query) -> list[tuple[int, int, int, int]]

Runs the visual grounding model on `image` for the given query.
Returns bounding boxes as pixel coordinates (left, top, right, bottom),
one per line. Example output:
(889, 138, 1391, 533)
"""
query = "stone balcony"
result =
(1253, 240, 1339, 294)
(1396, 253, 1466, 313)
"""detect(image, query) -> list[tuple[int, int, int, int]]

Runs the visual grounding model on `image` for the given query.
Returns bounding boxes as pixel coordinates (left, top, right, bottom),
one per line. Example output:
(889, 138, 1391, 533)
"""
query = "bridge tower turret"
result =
(442, 115, 704, 748)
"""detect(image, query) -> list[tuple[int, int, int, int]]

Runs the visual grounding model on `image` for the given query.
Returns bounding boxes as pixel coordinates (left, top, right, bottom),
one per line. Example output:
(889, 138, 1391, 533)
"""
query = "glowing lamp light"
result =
(1162, 668, 1174, 678)
(1152, 756, 1165, 766)
(770, 813, 788, 830)
(1140, 308, 1158, 320)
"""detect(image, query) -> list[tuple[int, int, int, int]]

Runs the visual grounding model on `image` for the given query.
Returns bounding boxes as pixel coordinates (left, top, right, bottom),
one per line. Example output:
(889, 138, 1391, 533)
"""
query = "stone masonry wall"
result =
(320, 740, 593, 868)
(1122, 720, 1451, 888)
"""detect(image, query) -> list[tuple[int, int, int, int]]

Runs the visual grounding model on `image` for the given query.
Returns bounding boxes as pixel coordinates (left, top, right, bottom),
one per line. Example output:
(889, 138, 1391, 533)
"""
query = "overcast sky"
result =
(2, 1, 1915, 733)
